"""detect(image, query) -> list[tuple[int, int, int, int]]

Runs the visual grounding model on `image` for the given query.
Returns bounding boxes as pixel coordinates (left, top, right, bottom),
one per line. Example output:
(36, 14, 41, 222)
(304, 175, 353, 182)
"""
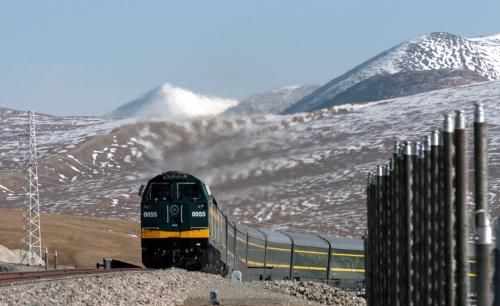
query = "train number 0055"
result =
(143, 211, 157, 218)
(192, 211, 206, 217)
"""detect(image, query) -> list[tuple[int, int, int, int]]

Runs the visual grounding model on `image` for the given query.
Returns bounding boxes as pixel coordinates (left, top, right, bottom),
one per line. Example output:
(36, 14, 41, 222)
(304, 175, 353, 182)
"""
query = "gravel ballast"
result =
(182, 281, 325, 306)
(0, 268, 224, 306)
(0, 269, 367, 306)
(264, 280, 366, 306)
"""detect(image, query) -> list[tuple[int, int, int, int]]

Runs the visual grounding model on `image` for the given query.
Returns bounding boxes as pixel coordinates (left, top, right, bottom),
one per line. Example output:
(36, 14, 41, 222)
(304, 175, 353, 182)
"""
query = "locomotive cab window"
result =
(177, 182, 202, 200)
(148, 183, 172, 200)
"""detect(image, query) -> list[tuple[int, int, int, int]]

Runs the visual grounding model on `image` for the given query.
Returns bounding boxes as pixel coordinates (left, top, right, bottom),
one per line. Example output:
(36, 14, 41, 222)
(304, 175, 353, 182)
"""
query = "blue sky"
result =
(1, 1, 499, 116)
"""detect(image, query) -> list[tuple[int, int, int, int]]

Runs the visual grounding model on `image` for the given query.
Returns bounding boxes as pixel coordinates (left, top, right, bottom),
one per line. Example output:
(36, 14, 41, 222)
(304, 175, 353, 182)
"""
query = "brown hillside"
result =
(0, 209, 141, 268)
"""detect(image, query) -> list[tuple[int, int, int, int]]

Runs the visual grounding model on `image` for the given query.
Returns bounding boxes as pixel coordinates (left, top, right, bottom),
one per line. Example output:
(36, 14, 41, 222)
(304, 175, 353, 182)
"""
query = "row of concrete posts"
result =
(365, 103, 498, 306)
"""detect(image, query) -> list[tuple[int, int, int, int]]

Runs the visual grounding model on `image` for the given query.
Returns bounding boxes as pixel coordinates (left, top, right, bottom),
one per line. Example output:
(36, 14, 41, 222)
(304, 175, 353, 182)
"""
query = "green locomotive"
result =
(140, 171, 365, 285)
(140, 171, 225, 272)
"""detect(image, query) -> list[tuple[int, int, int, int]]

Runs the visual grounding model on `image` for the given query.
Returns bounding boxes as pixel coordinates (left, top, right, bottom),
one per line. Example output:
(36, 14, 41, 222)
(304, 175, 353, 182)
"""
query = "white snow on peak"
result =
(109, 83, 238, 120)
(288, 32, 500, 113)
(362, 32, 500, 80)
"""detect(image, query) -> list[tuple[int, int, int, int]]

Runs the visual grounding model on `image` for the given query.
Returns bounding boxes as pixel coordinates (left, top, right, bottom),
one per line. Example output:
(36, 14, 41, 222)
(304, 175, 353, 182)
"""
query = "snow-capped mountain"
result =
(224, 84, 320, 115)
(1, 80, 499, 237)
(284, 32, 500, 114)
(107, 83, 238, 119)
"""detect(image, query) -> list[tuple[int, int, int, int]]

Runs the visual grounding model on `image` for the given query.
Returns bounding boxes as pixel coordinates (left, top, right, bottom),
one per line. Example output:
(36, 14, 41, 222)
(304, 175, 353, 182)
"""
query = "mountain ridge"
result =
(224, 84, 320, 115)
(284, 31, 500, 113)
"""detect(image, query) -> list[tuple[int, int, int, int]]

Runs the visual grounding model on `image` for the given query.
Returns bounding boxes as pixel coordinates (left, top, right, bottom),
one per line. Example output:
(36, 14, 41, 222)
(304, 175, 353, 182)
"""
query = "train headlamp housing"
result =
(170, 205, 180, 215)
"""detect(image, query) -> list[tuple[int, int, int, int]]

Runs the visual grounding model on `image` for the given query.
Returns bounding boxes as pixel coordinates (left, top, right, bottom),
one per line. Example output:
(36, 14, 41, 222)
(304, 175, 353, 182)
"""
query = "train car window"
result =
(177, 182, 202, 200)
(149, 183, 172, 200)
(333, 251, 364, 269)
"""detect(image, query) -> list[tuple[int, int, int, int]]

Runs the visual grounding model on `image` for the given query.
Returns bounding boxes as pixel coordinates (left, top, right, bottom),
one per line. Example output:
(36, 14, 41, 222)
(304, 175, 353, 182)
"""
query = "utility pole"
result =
(20, 111, 43, 265)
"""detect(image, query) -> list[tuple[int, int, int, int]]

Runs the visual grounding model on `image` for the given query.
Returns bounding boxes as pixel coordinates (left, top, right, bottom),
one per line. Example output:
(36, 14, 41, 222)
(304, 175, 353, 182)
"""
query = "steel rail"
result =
(0, 268, 145, 287)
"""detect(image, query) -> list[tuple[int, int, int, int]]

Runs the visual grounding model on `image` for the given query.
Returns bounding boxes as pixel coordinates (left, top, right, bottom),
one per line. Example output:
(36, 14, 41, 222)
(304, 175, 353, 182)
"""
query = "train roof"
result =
(148, 171, 203, 183)
(235, 223, 249, 235)
(320, 235, 364, 251)
(233, 224, 265, 240)
(246, 226, 265, 241)
(284, 231, 329, 249)
(258, 228, 291, 244)
(227, 220, 236, 229)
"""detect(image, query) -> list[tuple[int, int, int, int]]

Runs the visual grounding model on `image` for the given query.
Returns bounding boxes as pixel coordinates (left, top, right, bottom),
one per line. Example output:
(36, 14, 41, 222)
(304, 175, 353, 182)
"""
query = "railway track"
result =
(0, 268, 144, 287)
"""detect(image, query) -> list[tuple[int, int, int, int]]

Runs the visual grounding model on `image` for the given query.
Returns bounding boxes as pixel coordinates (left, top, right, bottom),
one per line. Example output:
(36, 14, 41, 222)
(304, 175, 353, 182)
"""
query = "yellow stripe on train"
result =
(294, 249, 328, 255)
(331, 267, 365, 273)
(293, 265, 327, 271)
(332, 252, 364, 258)
(266, 246, 291, 252)
(141, 228, 209, 239)
(259, 245, 357, 257)
(266, 263, 290, 269)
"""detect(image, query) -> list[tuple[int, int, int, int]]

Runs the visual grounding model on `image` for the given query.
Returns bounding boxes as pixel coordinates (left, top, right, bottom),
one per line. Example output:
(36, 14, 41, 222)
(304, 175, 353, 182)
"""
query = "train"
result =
(139, 171, 365, 286)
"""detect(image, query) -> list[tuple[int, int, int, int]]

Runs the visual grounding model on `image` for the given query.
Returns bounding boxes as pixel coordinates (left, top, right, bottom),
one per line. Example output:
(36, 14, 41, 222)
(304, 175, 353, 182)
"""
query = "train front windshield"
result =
(149, 183, 172, 200)
(177, 182, 202, 200)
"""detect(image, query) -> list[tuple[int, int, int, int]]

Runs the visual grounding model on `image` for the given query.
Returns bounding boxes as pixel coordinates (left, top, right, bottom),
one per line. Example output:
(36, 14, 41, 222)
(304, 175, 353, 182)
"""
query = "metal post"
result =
(430, 130, 441, 305)
(417, 143, 426, 305)
(474, 103, 492, 306)
(388, 159, 395, 306)
(412, 142, 420, 306)
(477, 211, 493, 305)
(379, 165, 386, 306)
(369, 171, 377, 306)
(365, 179, 369, 305)
(364, 233, 369, 305)
(494, 218, 500, 306)
(398, 144, 406, 305)
(438, 130, 447, 306)
(392, 142, 401, 306)
(383, 164, 391, 306)
(404, 142, 414, 306)
(366, 173, 373, 306)
(443, 113, 456, 306)
(423, 135, 432, 306)
(44, 247, 48, 270)
(54, 250, 58, 269)
(376, 165, 384, 306)
(455, 110, 470, 306)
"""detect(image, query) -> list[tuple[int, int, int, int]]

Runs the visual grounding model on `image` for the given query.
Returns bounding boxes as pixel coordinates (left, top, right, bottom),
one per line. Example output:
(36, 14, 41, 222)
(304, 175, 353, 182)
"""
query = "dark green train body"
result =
(140, 171, 366, 287)
(140, 171, 224, 271)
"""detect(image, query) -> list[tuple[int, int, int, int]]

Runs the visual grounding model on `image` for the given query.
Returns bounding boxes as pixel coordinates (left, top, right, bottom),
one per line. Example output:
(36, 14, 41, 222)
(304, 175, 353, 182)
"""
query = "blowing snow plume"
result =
(107, 83, 238, 119)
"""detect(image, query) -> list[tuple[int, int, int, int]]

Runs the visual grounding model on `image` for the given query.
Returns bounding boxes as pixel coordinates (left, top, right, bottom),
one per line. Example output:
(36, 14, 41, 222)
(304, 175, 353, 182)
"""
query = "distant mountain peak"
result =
(107, 83, 238, 119)
(224, 84, 320, 115)
(283, 31, 500, 114)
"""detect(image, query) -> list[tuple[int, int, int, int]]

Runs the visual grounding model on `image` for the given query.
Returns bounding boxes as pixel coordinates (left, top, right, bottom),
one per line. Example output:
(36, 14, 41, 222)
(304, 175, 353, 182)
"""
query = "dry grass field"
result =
(0, 209, 141, 268)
